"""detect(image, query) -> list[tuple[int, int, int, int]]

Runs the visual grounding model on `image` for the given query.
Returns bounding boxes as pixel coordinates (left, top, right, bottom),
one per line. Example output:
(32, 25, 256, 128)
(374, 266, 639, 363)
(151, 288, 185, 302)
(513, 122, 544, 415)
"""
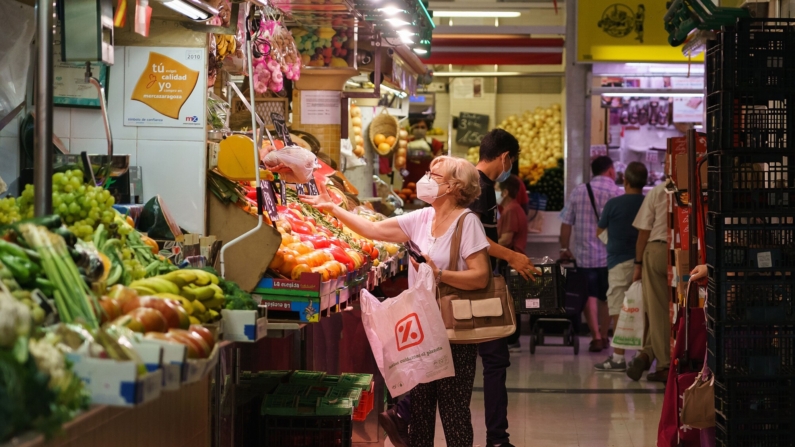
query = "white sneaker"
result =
(594, 356, 627, 372)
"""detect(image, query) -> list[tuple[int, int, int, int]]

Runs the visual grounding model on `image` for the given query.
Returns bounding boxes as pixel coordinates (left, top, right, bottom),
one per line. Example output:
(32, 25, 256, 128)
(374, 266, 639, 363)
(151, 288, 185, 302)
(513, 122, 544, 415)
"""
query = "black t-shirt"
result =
(468, 170, 498, 267)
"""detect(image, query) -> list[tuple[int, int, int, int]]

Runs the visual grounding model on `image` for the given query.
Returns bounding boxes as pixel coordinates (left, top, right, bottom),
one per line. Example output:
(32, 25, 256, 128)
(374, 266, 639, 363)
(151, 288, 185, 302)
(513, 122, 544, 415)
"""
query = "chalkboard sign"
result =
(456, 112, 490, 146)
(260, 180, 280, 222)
(270, 112, 294, 146)
(292, 179, 319, 196)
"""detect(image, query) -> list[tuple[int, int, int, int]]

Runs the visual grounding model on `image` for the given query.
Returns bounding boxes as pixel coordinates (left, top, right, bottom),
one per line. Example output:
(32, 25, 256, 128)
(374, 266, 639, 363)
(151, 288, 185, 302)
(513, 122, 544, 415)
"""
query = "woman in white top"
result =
(303, 156, 491, 447)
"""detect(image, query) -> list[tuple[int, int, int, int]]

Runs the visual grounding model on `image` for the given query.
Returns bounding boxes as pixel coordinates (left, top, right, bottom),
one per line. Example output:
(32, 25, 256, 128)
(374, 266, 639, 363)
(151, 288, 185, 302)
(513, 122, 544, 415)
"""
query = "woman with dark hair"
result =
(402, 115, 445, 188)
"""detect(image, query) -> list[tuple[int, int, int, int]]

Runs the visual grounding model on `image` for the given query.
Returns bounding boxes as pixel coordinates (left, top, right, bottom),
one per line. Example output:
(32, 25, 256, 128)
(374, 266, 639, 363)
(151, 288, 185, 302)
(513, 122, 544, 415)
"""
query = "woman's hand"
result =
(299, 193, 336, 213)
(690, 265, 707, 282)
(410, 253, 438, 275)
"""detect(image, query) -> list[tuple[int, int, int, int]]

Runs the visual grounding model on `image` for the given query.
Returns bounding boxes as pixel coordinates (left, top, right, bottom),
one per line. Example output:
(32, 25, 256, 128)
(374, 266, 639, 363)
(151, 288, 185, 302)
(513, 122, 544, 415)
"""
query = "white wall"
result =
(53, 47, 206, 234)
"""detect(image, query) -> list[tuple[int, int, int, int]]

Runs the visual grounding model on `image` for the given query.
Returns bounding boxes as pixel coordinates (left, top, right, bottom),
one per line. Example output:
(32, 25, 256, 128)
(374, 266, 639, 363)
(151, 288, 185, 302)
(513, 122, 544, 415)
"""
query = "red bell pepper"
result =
(299, 234, 330, 249)
(280, 213, 314, 235)
(326, 246, 355, 272)
(316, 226, 333, 238)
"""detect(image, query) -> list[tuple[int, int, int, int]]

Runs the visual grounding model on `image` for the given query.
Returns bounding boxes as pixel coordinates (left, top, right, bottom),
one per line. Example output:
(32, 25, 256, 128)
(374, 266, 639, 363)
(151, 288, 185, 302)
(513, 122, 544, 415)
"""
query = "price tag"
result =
(295, 183, 306, 195)
(260, 180, 279, 221)
(525, 299, 540, 309)
(279, 180, 287, 205)
(307, 179, 319, 196)
(270, 112, 293, 146)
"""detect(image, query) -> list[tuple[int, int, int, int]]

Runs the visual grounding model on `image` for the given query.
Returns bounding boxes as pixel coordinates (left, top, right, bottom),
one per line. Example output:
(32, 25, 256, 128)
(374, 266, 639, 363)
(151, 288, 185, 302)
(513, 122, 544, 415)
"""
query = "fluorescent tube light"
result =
(386, 18, 411, 27)
(413, 48, 428, 55)
(600, 93, 703, 98)
(156, 0, 217, 20)
(433, 11, 521, 17)
(379, 6, 404, 15)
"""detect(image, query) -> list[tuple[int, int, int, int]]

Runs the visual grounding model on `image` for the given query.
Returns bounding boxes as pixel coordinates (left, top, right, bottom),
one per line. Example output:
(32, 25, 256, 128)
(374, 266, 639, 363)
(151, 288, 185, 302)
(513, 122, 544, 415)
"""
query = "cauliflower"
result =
(29, 334, 68, 389)
(0, 291, 31, 348)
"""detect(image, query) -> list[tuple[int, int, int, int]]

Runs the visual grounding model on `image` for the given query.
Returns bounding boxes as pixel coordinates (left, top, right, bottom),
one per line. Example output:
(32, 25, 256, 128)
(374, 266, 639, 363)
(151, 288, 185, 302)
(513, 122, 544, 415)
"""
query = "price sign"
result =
(456, 112, 490, 146)
(295, 183, 306, 195)
(270, 112, 293, 146)
(260, 180, 280, 221)
(306, 179, 319, 196)
(279, 180, 287, 205)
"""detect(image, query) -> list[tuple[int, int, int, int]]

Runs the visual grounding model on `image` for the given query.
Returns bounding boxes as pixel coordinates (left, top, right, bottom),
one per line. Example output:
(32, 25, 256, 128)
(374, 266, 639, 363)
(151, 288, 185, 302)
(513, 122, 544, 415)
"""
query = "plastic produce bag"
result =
(262, 145, 319, 184)
(0, 2, 33, 118)
(611, 281, 644, 350)
(360, 263, 454, 394)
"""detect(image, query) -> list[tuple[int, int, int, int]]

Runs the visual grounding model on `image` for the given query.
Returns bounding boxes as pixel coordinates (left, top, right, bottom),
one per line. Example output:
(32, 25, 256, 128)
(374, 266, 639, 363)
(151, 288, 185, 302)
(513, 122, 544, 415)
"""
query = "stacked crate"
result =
(705, 18, 795, 447)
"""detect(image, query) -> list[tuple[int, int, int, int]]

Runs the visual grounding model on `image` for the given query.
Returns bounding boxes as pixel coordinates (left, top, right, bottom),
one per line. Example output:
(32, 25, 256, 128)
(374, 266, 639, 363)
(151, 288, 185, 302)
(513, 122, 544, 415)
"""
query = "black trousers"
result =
(394, 338, 512, 445)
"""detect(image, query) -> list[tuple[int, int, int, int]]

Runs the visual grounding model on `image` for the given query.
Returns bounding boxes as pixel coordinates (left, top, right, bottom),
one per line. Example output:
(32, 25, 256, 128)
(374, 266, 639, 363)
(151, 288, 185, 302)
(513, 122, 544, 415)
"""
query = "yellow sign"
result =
(577, 1, 704, 63)
(131, 52, 200, 119)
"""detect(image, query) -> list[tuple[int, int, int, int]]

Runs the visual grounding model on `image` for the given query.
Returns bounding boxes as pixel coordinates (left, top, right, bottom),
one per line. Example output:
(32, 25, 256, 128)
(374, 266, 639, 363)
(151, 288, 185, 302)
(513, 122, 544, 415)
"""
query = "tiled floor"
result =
(385, 333, 665, 447)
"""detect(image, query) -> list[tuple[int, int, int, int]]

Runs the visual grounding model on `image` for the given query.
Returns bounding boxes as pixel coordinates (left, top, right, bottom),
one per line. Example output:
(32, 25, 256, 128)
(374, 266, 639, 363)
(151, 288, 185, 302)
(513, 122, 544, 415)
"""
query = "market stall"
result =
(0, 0, 435, 443)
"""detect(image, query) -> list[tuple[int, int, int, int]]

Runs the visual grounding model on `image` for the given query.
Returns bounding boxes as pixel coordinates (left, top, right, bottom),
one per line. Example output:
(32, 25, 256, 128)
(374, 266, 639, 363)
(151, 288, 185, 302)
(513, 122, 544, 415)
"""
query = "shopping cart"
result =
(505, 260, 586, 354)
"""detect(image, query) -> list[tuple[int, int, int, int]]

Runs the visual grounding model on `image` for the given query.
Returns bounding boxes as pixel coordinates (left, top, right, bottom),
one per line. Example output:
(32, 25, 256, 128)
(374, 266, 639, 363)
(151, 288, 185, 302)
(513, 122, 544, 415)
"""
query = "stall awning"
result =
(421, 36, 564, 65)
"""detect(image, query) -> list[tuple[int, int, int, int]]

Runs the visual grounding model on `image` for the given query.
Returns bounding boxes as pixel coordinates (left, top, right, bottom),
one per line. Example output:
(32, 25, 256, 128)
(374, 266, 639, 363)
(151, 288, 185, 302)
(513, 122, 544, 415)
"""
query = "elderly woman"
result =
(302, 156, 491, 447)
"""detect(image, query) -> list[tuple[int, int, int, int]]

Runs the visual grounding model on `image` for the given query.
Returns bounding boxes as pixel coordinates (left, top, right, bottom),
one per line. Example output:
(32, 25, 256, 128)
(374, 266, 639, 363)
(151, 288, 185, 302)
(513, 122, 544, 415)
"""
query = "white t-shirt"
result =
(633, 182, 669, 242)
(397, 208, 490, 287)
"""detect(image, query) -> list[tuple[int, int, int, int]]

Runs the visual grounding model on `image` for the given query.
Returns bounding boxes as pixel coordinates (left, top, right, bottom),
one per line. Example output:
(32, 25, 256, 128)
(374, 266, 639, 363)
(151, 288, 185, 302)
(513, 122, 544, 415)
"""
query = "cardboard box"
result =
(183, 343, 221, 383)
(667, 133, 707, 192)
(67, 354, 164, 407)
(220, 309, 269, 342)
(674, 154, 708, 191)
(138, 338, 187, 391)
(256, 294, 322, 323)
(675, 249, 691, 284)
(207, 193, 281, 292)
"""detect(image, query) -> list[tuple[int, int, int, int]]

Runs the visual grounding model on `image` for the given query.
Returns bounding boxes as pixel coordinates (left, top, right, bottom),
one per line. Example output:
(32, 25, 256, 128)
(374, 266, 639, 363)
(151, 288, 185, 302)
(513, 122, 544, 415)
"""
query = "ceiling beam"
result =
(432, 25, 565, 35)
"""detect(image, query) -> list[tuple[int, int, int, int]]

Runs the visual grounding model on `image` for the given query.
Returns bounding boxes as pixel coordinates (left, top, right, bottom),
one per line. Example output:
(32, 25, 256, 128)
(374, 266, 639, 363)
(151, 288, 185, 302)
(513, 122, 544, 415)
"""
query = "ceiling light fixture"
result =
(386, 17, 411, 27)
(156, 0, 218, 20)
(378, 6, 404, 15)
(413, 48, 428, 55)
(433, 11, 521, 18)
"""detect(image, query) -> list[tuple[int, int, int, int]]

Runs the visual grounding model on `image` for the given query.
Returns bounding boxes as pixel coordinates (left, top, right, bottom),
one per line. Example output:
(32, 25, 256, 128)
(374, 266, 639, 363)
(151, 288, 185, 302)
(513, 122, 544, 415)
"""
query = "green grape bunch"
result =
(16, 170, 117, 241)
(0, 196, 21, 225)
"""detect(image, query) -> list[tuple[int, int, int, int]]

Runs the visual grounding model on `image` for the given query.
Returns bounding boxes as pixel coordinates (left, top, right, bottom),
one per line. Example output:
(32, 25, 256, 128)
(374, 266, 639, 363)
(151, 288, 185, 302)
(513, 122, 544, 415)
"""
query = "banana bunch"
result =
(129, 270, 224, 323)
(216, 34, 237, 61)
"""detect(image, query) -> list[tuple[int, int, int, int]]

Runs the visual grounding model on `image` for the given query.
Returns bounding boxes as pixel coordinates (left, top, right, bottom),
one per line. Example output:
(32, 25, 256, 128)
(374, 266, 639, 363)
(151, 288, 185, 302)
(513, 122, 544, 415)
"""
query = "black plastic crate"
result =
(706, 213, 795, 269)
(707, 269, 795, 325)
(716, 412, 795, 447)
(504, 262, 565, 314)
(715, 377, 795, 421)
(707, 322, 795, 378)
(262, 415, 352, 447)
(706, 90, 795, 151)
(707, 19, 795, 96)
(708, 152, 795, 213)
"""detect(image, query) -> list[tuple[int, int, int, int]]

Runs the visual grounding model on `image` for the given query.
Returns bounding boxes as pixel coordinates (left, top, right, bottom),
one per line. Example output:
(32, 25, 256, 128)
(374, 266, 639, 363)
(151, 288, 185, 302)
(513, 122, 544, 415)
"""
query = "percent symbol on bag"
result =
(395, 313, 425, 351)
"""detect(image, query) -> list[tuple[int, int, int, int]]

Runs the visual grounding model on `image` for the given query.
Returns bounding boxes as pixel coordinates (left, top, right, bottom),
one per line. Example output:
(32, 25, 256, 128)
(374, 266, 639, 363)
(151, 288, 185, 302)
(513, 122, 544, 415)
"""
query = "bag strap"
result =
(585, 183, 600, 221)
(446, 211, 470, 273)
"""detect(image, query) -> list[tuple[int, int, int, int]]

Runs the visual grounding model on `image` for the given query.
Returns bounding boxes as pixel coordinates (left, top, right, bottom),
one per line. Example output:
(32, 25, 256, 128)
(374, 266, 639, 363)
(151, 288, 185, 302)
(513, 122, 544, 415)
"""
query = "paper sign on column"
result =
(124, 47, 206, 127)
(300, 91, 341, 125)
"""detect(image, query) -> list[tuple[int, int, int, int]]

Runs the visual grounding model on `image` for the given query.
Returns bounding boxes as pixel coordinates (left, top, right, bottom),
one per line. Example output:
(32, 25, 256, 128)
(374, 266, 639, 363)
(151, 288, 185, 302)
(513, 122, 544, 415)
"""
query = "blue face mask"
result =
(497, 156, 512, 183)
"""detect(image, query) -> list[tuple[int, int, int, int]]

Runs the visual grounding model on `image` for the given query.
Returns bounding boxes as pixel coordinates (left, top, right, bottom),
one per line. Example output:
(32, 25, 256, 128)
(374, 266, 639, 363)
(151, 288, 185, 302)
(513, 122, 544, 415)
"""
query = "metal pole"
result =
(34, 0, 54, 217)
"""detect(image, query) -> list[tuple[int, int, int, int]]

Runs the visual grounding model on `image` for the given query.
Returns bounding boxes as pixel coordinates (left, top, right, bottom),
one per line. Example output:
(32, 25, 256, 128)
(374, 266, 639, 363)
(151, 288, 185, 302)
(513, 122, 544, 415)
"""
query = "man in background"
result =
(559, 156, 622, 352)
(627, 180, 671, 383)
(594, 162, 648, 371)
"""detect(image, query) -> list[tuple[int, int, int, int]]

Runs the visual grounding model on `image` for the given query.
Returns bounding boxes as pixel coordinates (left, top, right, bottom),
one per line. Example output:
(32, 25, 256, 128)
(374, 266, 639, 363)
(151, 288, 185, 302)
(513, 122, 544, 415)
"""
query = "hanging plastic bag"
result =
(361, 263, 454, 394)
(611, 281, 644, 350)
(0, 1, 34, 118)
(262, 145, 319, 184)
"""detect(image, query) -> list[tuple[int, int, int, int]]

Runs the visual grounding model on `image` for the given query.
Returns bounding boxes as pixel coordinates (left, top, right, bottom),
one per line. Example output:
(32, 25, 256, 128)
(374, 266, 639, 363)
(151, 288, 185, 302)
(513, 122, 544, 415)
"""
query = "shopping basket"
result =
(507, 261, 585, 355)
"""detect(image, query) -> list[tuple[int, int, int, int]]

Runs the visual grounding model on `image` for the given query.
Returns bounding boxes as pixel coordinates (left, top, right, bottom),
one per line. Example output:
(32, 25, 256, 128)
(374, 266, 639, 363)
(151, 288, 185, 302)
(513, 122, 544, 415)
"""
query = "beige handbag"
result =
(681, 370, 715, 429)
(436, 212, 517, 344)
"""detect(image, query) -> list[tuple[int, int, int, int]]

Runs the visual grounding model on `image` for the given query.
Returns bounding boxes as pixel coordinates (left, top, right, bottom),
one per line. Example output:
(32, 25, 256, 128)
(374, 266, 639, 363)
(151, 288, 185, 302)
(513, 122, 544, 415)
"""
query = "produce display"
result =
(268, 191, 400, 280)
(394, 129, 409, 170)
(350, 104, 365, 158)
(394, 182, 417, 205)
(292, 26, 352, 68)
(1, 281, 89, 442)
(527, 159, 565, 212)
(497, 105, 563, 184)
(465, 146, 479, 165)
(373, 133, 397, 157)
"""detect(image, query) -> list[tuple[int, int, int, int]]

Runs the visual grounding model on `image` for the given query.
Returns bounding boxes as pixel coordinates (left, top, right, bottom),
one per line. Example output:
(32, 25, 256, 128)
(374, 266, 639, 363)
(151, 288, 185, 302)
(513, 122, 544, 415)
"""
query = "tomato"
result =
(371, 248, 379, 260)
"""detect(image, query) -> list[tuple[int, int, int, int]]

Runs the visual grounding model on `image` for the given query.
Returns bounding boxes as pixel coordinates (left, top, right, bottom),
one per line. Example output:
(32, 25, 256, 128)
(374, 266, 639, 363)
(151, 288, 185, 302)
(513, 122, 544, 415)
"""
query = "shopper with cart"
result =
(559, 156, 623, 352)
(627, 180, 671, 383)
(593, 161, 648, 371)
(301, 156, 491, 447)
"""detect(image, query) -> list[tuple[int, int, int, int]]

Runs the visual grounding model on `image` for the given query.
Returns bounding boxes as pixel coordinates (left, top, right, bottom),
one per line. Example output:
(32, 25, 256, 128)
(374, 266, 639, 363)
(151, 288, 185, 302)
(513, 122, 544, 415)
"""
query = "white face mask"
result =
(495, 189, 503, 205)
(416, 174, 449, 204)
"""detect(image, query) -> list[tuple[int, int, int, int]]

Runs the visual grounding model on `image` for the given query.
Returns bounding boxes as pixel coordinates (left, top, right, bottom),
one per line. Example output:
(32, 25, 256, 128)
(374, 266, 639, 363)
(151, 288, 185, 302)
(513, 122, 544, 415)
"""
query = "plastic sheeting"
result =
(0, 1, 34, 121)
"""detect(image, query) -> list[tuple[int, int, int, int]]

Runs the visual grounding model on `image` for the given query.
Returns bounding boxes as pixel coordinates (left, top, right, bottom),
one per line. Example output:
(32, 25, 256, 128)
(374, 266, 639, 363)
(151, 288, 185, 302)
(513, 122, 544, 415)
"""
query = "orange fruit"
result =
(288, 242, 314, 255)
(386, 136, 396, 146)
(312, 266, 330, 282)
(374, 134, 386, 145)
(292, 264, 313, 280)
(269, 249, 285, 270)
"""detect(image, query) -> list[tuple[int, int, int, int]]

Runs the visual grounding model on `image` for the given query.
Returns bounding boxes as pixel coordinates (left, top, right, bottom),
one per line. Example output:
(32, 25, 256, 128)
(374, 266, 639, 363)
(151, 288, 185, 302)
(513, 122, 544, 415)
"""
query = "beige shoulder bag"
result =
(436, 212, 517, 344)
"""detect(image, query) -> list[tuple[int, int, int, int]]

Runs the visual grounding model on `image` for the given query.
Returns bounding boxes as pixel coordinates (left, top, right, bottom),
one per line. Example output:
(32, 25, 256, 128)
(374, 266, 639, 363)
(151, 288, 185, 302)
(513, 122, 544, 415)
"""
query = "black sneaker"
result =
(626, 353, 651, 382)
(379, 408, 409, 447)
(486, 442, 516, 447)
